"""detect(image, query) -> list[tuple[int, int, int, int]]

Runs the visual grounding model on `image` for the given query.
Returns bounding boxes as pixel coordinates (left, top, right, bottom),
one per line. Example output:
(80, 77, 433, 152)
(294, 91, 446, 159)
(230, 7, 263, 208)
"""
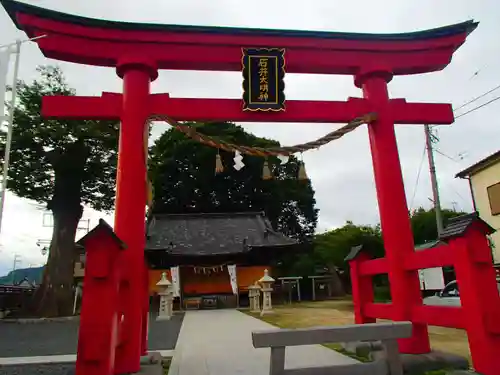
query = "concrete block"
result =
(341, 340, 383, 356)
(371, 349, 469, 374)
(137, 362, 163, 375)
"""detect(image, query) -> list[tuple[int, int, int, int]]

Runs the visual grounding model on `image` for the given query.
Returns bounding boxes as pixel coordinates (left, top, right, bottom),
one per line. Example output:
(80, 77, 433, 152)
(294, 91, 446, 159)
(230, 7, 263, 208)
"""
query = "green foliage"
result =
(2, 66, 118, 211)
(302, 207, 466, 282)
(149, 121, 318, 241)
(313, 221, 384, 272)
(410, 207, 467, 245)
(373, 285, 391, 302)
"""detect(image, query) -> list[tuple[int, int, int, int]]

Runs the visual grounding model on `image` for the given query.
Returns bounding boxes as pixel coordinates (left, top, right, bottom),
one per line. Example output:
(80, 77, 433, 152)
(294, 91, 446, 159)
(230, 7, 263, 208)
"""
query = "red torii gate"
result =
(1, 0, 490, 374)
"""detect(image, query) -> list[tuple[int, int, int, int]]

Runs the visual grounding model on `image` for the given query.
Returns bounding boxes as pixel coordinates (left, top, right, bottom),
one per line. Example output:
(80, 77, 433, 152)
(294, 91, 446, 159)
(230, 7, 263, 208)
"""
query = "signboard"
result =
(242, 48, 285, 111)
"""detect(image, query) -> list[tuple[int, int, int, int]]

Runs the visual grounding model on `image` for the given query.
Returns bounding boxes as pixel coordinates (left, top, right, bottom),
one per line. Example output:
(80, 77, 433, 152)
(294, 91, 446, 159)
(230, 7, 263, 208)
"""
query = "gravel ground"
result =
(0, 313, 184, 357)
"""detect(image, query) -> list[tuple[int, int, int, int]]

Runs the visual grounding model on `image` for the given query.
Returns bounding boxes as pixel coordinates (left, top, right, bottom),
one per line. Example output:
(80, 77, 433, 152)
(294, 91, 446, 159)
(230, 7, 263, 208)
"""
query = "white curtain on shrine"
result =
(227, 264, 238, 295)
(170, 266, 181, 297)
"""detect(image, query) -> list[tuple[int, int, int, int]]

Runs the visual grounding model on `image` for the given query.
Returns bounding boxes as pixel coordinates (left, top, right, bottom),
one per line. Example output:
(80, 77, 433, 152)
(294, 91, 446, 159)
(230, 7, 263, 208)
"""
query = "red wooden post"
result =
(75, 220, 125, 375)
(141, 261, 150, 356)
(444, 214, 500, 375)
(355, 72, 430, 354)
(346, 245, 376, 324)
(113, 57, 158, 374)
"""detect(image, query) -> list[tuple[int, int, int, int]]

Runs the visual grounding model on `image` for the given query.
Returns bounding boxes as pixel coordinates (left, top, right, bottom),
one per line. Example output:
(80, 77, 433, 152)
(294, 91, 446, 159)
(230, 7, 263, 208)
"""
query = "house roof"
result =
(145, 212, 297, 256)
(439, 212, 495, 240)
(455, 150, 500, 178)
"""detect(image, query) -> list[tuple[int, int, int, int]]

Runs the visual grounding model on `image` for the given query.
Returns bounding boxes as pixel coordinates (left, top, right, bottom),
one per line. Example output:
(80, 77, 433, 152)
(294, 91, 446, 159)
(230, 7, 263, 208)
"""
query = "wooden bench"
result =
(252, 321, 412, 375)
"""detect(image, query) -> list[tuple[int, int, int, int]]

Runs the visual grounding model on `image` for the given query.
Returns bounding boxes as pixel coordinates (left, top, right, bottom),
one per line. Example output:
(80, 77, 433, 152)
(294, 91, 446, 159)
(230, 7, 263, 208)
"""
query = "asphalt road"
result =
(0, 313, 184, 375)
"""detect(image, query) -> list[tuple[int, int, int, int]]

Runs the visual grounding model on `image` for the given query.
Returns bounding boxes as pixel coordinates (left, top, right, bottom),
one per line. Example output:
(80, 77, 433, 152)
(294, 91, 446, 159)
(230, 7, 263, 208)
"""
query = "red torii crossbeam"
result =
(42, 93, 454, 125)
(2, 0, 491, 374)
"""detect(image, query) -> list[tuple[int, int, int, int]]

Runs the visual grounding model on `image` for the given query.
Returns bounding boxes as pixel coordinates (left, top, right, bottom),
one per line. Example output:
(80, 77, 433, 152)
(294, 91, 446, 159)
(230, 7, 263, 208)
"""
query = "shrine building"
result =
(144, 212, 298, 309)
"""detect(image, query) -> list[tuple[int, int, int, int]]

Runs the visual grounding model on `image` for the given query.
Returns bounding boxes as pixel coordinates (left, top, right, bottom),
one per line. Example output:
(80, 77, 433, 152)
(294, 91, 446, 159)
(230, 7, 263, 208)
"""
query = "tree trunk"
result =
(34, 140, 88, 317)
(35, 206, 83, 317)
(328, 264, 346, 297)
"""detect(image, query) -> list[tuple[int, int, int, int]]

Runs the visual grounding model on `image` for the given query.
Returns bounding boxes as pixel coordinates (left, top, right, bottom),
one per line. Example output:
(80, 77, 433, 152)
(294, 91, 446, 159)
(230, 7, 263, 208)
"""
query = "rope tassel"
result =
(298, 162, 308, 181)
(215, 153, 224, 174)
(262, 160, 273, 180)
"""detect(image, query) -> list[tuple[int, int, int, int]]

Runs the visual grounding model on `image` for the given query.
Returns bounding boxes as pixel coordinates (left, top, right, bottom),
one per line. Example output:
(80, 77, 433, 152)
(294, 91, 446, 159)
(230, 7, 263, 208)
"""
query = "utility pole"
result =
(11, 253, 21, 285)
(424, 125, 444, 236)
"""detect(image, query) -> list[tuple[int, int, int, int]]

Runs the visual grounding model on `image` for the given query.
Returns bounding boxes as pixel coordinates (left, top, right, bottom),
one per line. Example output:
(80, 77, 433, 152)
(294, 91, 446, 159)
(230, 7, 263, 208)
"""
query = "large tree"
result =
(410, 207, 467, 245)
(313, 222, 384, 295)
(1, 66, 118, 316)
(149, 121, 318, 242)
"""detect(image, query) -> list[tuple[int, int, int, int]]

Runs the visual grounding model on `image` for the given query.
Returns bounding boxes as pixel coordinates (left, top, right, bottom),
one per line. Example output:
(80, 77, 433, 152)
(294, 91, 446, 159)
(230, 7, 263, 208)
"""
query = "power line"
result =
(428, 86, 500, 164)
(454, 95, 500, 120)
(409, 145, 427, 211)
(454, 83, 500, 112)
(434, 149, 459, 163)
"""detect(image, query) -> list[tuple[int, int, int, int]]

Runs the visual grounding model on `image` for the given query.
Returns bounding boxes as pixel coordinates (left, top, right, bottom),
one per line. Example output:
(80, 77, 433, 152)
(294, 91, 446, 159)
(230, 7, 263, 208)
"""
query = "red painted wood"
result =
(360, 74, 430, 354)
(42, 94, 454, 125)
(112, 64, 154, 374)
(364, 303, 393, 320)
(451, 232, 500, 375)
(76, 230, 121, 375)
(141, 261, 149, 356)
(411, 305, 465, 329)
(42, 94, 122, 119)
(12, 10, 469, 75)
(349, 254, 376, 324)
(404, 244, 455, 270)
(15, 13, 469, 52)
(358, 258, 389, 276)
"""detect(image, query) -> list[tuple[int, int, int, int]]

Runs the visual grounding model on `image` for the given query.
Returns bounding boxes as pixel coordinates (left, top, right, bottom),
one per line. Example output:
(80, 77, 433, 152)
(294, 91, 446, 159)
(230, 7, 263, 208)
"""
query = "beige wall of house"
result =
(470, 161, 500, 264)
(74, 261, 84, 278)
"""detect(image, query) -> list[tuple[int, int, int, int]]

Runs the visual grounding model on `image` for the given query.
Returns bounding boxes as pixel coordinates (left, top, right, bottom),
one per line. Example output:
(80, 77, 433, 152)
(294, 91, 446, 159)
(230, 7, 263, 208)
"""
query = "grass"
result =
(246, 299, 471, 374)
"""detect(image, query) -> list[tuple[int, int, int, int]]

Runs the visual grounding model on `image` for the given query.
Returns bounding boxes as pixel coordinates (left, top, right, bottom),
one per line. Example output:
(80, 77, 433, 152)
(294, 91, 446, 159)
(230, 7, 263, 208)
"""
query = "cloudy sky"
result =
(0, 0, 499, 276)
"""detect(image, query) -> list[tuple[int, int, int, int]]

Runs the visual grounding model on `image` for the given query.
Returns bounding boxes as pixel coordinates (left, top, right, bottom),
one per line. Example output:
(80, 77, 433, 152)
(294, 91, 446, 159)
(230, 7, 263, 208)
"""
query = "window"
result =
(487, 182, 500, 215)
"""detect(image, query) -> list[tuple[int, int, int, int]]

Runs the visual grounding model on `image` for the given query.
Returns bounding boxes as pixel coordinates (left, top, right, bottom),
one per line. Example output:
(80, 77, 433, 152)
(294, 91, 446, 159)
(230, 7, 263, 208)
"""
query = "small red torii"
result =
(3, 0, 496, 374)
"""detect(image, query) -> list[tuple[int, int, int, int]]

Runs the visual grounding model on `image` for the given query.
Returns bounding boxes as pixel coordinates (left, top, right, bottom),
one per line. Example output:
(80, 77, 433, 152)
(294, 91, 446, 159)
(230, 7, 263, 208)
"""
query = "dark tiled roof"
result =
(146, 212, 297, 256)
(439, 212, 495, 240)
(76, 219, 126, 250)
(344, 245, 366, 262)
(455, 150, 500, 178)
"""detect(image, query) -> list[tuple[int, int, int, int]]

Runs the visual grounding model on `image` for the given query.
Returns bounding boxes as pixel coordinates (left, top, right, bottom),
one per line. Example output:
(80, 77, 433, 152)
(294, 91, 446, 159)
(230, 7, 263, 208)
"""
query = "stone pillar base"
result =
(156, 315, 172, 321)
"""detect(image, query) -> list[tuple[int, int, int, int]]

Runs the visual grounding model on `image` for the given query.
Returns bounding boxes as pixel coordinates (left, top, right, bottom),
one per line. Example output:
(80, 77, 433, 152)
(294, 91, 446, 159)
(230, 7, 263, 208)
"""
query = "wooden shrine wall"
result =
(148, 266, 270, 295)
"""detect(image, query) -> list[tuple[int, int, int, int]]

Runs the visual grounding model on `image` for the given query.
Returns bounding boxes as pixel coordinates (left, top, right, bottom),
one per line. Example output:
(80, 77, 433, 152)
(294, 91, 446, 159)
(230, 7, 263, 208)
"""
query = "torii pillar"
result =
(113, 58, 158, 374)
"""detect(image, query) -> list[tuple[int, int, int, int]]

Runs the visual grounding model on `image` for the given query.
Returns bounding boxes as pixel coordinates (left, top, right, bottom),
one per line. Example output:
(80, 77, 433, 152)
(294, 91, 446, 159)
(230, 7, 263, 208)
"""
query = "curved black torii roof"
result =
(1, 0, 477, 41)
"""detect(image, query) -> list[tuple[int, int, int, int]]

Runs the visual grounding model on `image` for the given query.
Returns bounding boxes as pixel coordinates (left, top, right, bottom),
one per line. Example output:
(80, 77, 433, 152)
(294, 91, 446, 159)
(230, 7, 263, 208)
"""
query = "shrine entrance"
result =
(3, 1, 500, 374)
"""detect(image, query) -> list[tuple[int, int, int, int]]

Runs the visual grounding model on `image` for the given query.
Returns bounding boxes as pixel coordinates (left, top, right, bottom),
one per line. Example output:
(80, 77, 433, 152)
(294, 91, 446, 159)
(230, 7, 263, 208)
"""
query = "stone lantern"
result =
(258, 269, 275, 316)
(156, 272, 174, 321)
(248, 282, 261, 313)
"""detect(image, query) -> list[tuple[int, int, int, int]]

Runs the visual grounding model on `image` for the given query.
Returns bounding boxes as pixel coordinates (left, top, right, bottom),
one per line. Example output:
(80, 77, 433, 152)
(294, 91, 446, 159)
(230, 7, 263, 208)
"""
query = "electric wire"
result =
(434, 149, 459, 163)
(455, 95, 500, 119)
(409, 145, 427, 211)
(454, 83, 500, 112)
